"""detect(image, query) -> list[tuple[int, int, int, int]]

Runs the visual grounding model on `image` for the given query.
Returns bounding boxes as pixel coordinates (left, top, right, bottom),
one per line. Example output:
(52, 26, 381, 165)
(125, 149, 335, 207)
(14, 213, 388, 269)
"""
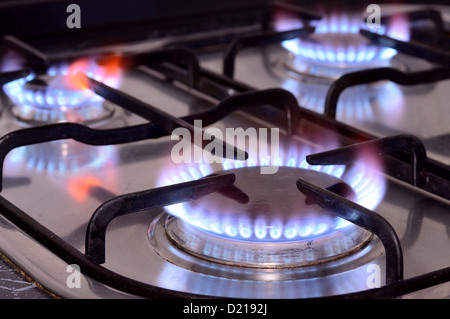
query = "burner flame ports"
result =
(274, 11, 411, 79)
(2, 57, 124, 126)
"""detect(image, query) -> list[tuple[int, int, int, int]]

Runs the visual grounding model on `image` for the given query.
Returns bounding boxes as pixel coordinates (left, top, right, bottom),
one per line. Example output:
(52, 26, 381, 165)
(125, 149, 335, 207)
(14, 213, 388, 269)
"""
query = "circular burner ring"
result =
(165, 215, 373, 269)
(4, 73, 116, 127)
(163, 166, 373, 268)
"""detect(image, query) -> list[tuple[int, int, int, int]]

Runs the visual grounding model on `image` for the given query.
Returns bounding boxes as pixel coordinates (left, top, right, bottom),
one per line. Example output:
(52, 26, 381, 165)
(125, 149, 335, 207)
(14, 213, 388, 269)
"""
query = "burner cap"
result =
(4, 74, 115, 126)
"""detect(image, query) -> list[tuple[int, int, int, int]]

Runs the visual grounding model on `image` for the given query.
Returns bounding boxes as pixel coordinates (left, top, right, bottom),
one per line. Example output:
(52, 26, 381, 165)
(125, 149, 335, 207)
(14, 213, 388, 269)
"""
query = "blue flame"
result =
(158, 139, 386, 242)
(7, 142, 116, 174)
(278, 13, 409, 66)
(2, 59, 121, 124)
(3, 75, 102, 109)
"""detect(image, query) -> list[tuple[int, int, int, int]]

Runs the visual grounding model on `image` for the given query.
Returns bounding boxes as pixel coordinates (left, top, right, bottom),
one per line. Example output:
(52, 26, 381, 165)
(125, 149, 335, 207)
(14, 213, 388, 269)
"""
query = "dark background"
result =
(2, 0, 447, 51)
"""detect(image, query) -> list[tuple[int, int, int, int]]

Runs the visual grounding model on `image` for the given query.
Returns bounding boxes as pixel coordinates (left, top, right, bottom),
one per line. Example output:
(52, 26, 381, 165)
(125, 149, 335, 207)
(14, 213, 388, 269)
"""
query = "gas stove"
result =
(0, 0, 450, 300)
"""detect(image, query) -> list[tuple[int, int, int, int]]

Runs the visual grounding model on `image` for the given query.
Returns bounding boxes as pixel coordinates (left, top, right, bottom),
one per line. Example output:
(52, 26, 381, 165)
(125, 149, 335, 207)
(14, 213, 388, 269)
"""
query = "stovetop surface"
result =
(0, 1, 450, 299)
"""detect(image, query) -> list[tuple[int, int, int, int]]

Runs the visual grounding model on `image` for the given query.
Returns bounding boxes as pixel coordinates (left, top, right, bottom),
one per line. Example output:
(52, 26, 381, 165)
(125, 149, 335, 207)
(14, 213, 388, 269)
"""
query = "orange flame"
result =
(66, 55, 124, 91)
(66, 59, 90, 90)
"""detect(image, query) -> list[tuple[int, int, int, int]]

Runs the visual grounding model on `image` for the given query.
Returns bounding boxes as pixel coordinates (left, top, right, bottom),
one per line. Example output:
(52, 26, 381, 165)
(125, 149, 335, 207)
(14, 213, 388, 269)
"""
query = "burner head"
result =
(169, 166, 357, 242)
(165, 166, 373, 267)
(287, 31, 395, 66)
(4, 74, 114, 126)
(2, 58, 122, 126)
(276, 13, 410, 81)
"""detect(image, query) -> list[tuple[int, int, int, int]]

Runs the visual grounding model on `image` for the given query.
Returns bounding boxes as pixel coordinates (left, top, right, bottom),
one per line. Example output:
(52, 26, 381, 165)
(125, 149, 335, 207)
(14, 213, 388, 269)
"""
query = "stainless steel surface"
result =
(0, 2, 449, 299)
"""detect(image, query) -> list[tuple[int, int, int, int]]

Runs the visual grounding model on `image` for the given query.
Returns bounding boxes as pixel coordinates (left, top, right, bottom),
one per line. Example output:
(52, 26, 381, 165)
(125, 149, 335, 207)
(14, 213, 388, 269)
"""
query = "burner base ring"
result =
(165, 215, 373, 269)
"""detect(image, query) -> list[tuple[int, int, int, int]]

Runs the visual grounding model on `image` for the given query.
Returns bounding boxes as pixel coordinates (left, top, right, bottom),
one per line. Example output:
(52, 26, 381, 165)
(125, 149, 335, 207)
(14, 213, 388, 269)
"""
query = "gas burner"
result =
(0, 58, 123, 176)
(160, 141, 386, 217)
(148, 210, 380, 297)
(163, 166, 373, 268)
(274, 13, 410, 82)
(2, 59, 121, 127)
